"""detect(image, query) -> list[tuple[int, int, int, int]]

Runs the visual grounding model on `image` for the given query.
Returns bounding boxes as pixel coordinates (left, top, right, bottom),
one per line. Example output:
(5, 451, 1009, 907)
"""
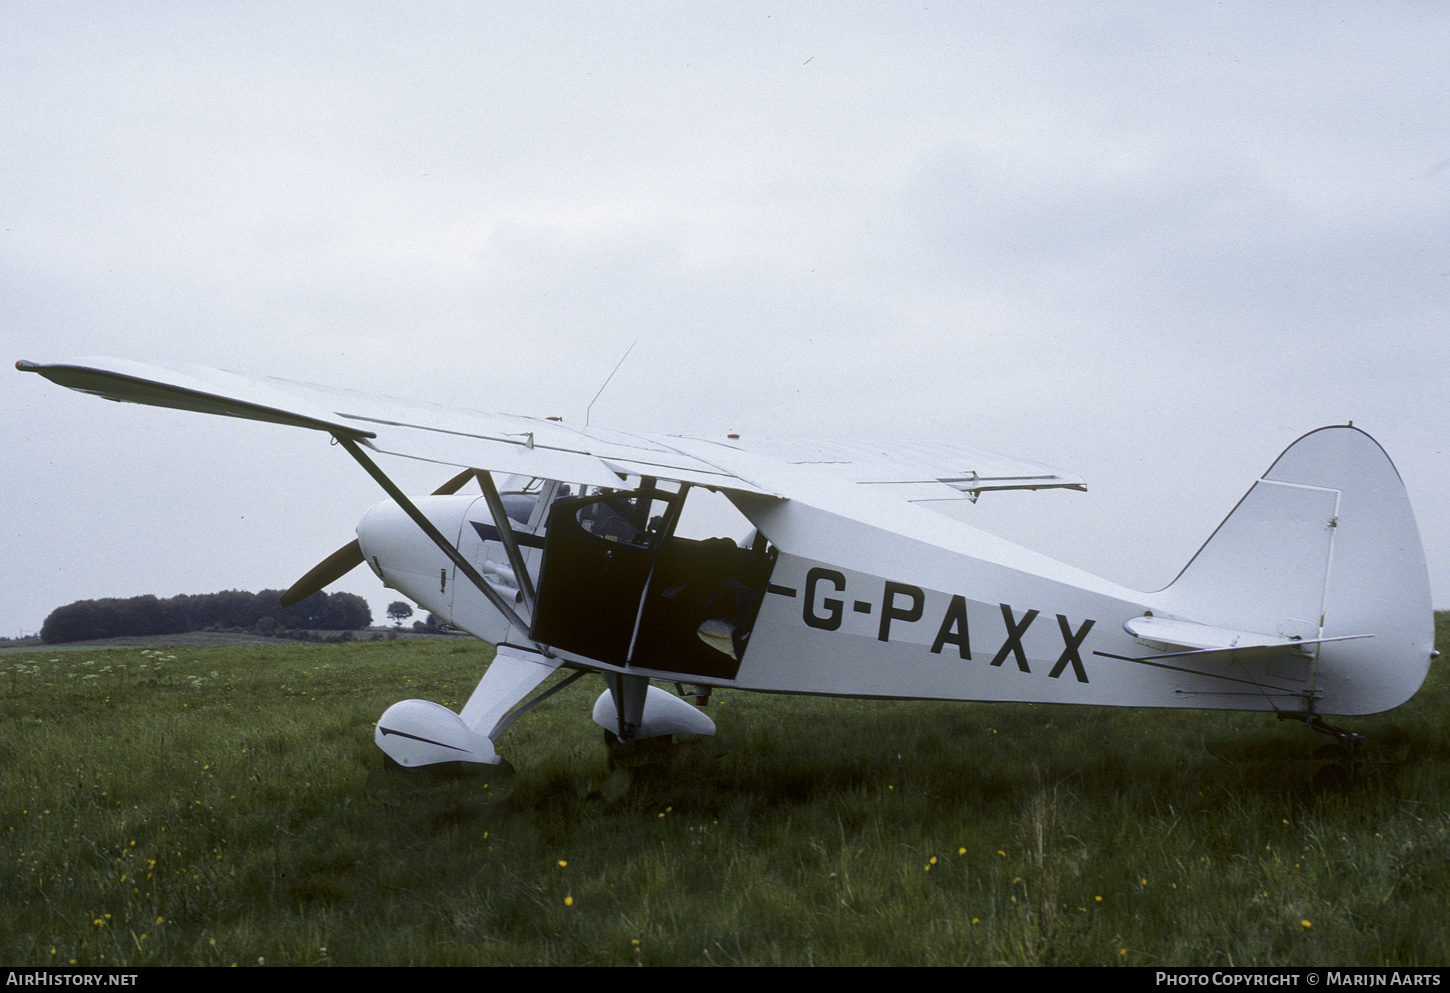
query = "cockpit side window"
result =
(576, 491, 664, 545)
(500, 492, 538, 525)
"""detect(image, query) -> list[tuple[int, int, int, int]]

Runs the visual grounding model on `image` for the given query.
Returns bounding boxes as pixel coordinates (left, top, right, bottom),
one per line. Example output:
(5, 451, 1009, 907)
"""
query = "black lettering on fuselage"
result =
(878, 582, 924, 642)
(990, 604, 1039, 672)
(930, 594, 972, 659)
(1048, 614, 1094, 682)
(793, 573, 1094, 684)
(803, 567, 846, 631)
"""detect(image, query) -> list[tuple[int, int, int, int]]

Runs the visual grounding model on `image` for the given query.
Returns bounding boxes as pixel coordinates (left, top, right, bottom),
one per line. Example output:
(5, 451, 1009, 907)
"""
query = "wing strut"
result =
(474, 469, 539, 617)
(335, 436, 540, 648)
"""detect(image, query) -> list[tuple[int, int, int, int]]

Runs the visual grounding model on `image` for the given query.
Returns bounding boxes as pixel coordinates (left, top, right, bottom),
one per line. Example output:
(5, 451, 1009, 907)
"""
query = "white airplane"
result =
(18, 357, 1437, 770)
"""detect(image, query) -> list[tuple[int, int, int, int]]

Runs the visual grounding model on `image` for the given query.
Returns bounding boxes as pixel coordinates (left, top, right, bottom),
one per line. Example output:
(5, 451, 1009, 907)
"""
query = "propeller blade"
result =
(279, 467, 481, 606)
(281, 539, 365, 606)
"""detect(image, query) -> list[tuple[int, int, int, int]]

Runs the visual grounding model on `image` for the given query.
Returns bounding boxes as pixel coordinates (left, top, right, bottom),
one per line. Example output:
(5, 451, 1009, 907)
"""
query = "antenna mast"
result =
(586, 340, 638, 427)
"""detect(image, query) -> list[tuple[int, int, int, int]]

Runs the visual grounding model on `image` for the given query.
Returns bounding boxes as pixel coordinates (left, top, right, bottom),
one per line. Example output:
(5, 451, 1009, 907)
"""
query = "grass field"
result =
(2, 617, 1446, 966)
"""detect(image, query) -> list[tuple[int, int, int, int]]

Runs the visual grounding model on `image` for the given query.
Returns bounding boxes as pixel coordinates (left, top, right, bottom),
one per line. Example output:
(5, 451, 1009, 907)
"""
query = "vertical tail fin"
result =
(1153, 426, 1433, 715)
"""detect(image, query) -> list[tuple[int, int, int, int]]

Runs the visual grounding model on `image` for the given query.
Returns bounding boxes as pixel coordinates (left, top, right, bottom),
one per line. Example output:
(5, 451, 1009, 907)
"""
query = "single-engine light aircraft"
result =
(19, 358, 1437, 770)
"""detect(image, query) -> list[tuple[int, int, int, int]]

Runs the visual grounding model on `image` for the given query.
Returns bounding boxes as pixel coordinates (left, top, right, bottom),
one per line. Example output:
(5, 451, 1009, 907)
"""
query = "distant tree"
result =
(387, 601, 414, 627)
(327, 593, 372, 630)
(412, 613, 451, 633)
(212, 589, 265, 629)
(125, 594, 168, 637)
(41, 599, 103, 643)
(41, 588, 375, 643)
(313, 593, 349, 630)
(276, 591, 326, 629)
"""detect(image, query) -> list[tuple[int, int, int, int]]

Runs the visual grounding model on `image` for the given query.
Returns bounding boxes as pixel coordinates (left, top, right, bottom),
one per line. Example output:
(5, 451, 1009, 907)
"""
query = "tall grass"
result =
(2, 618, 1446, 966)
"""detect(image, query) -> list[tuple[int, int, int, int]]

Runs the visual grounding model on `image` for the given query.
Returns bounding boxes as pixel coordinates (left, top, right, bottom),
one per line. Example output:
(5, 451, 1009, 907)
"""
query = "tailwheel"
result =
(1280, 711, 1365, 789)
(1280, 712, 1411, 791)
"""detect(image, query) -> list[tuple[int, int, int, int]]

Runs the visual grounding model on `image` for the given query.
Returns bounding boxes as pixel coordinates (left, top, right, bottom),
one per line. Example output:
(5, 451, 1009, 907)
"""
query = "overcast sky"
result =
(5, 1, 1448, 639)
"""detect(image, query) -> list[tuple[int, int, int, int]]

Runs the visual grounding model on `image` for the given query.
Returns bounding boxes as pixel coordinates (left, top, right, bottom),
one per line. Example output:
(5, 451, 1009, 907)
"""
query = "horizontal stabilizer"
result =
(1093, 632, 1374, 695)
(1095, 635, 1372, 666)
(1120, 614, 1373, 659)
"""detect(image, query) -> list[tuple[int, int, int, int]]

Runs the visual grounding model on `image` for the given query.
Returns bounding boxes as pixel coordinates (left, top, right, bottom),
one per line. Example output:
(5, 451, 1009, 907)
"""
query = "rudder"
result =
(1152, 426, 1433, 715)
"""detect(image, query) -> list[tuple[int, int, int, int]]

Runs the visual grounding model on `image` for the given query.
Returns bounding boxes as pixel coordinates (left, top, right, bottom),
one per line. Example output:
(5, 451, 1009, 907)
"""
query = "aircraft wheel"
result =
(603, 729, 674, 771)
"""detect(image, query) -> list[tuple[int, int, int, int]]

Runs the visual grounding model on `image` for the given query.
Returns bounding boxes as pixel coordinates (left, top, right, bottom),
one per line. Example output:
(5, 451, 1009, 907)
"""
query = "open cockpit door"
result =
(529, 484, 673, 664)
(530, 482, 776, 680)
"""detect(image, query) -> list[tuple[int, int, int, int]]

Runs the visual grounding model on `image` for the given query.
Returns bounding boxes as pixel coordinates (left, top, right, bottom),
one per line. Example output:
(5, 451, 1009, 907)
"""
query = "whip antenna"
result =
(586, 339, 637, 427)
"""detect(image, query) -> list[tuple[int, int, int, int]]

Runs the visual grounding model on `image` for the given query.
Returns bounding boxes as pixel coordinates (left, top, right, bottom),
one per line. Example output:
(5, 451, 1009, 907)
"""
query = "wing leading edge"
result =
(18, 357, 1086, 505)
(19, 357, 768, 495)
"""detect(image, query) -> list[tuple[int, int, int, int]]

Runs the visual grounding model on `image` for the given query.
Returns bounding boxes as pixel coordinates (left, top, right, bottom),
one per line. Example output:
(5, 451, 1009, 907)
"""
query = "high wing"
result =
(17, 357, 1085, 503)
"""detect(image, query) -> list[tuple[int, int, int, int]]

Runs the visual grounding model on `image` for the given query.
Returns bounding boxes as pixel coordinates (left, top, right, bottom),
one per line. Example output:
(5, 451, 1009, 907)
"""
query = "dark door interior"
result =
(531, 484, 775, 679)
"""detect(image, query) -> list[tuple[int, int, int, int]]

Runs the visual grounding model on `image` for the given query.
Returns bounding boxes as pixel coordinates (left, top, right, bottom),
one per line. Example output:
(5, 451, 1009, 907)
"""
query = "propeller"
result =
(279, 467, 478, 607)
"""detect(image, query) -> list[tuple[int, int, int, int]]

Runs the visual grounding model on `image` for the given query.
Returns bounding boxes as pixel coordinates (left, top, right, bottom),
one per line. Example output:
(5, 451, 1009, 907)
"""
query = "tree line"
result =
(40, 589, 373, 644)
